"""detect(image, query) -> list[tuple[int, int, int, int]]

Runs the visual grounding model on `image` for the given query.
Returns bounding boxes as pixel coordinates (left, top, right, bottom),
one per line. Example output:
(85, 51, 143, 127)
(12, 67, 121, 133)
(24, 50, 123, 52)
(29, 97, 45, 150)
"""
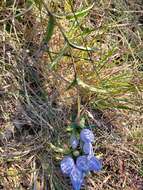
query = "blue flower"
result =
(60, 156, 75, 175)
(80, 129, 94, 143)
(70, 166, 84, 190)
(70, 135, 79, 149)
(76, 155, 89, 173)
(87, 156, 102, 172)
(83, 142, 94, 155)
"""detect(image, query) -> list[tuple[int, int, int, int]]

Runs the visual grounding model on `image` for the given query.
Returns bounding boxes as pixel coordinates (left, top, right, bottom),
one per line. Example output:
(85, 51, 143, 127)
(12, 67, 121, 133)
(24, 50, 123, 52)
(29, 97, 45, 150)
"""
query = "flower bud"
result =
(73, 150, 80, 157)
(76, 155, 89, 173)
(70, 167, 84, 190)
(70, 135, 79, 149)
(60, 156, 75, 175)
(80, 129, 94, 143)
(87, 156, 102, 172)
(83, 142, 94, 155)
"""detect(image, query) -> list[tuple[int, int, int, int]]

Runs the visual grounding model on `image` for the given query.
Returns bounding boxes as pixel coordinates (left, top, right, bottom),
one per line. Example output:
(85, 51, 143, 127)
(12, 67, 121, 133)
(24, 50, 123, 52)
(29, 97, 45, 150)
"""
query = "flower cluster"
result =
(60, 129, 102, 190)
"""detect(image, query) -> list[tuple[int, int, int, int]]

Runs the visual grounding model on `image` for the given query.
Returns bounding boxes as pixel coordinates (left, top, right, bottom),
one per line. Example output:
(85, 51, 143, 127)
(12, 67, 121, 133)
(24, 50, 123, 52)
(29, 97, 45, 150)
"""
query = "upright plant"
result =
(60, 124, 102, 190)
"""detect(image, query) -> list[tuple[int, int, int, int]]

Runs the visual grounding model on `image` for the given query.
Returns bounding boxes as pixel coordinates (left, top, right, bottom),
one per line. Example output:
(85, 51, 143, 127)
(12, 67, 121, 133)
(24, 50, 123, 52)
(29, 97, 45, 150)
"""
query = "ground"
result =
(0, 0, 143, 190)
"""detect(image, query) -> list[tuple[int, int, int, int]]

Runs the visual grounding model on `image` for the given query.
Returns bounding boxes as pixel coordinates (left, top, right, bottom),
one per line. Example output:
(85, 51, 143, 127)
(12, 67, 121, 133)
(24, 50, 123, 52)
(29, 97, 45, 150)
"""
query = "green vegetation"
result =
(0, 0, 143, 189)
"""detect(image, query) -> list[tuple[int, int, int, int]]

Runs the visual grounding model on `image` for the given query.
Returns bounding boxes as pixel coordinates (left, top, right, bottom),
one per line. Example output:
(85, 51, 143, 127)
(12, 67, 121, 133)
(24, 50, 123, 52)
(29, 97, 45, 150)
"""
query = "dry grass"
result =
(0, 0, 143, 189)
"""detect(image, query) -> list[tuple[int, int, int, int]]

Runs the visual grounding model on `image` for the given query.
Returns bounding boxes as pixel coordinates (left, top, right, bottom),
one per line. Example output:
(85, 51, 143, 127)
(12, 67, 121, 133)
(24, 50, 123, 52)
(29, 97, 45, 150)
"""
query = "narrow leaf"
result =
(69, 41, 97, 51)
(66, 78, 77, 90)
(44, 15, 55, 43)
(49, 43, 68, 69)
(66, 3, 94, 20)
(77, 78, 108, 94)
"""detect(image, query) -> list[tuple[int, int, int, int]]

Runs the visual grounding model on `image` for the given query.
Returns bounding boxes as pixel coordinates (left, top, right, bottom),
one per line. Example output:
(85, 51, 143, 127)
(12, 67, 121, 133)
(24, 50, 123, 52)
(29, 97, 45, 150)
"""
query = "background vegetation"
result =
(0, 0, 143, 189)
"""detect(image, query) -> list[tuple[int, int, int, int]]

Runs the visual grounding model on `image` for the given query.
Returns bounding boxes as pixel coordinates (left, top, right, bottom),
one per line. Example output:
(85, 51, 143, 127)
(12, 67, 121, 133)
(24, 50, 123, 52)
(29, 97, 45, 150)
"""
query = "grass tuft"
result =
(0, 0, 143, 189)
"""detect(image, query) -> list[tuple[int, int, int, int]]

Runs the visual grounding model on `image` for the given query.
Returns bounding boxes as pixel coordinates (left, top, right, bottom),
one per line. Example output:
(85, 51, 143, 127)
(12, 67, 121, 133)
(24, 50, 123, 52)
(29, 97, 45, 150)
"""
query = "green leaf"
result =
(49, 143, 68, 153)
(79, 117, 85, 128)
(66, 78, 77, 90)
(69, 41, 97, 51)
(66, 3, 94, 20)
(87, 125, 97, 129)
(66, 126, 73, 132)
(77, 78, 108, 94)
(44, 15, 55, 43)
(113, 104, 132, 110)
(49, 43, 68, 69)
(94, 98, 136, 111)
(80, 27, 95, 36)
(71, 123, 78, 129)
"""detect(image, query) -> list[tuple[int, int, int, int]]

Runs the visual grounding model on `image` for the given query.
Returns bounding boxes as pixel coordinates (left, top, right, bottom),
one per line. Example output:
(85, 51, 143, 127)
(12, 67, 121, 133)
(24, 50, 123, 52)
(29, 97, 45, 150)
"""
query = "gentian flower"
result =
(60, 156, 75, 175)
(70, 166, 84, 190)
(60, 126, 102, 190)
(76, 155, 89, 173)
(70, 135, 79, 149)
(80, 129, 94, 143)
(87, 156, 102, 172)
(83, 142, 94, 155)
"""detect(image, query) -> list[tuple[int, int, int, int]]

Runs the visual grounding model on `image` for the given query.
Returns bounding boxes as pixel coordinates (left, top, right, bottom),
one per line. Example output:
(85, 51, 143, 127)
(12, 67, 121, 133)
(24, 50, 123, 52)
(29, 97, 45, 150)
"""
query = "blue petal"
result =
(80, 129, 94, 143)
(70, 135, 79, 149)
(87, 156, 102, 172)
(60, 156, 75, 175)
(83, 142, 94, 155)
(70, 167, 84, 190)
(76, 156, 89, 172)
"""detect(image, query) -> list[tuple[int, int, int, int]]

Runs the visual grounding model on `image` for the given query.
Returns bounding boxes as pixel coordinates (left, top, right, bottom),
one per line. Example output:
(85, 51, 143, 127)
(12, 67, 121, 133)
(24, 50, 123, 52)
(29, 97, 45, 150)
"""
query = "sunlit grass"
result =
(0, 0, 143, 189)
